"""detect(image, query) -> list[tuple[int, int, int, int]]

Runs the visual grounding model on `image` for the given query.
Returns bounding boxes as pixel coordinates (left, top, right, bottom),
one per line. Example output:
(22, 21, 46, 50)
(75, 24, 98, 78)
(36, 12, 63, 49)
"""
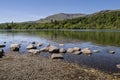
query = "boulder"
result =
(59, 44, 64, 46)
(73, 47, 81, 51)
(0, 49, 4, 58)
(51, 53, 64, 59)
(27, 44, 37, 50)
(28, 49, 40, 55)
(0, 44, 6, 48)
(48, 46, 59, 53)
(10, 43, 20, 51)
(40, 47, 49, 52)
(67, 48, 74, 53)
(82, 48, 92, 55)
(37, 42, 43, 47)
(59, 48, 66, 53)
(73, 51, 82, 55)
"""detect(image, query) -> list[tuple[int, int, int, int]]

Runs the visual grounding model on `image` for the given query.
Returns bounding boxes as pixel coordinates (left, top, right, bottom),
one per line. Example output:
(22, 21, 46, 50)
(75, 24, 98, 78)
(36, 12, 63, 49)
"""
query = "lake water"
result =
(0, 29, 120, 73)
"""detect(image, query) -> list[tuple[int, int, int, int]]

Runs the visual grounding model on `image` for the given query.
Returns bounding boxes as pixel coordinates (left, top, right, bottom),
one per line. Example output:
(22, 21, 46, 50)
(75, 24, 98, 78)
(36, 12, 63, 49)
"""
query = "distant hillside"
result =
(0, 9, 120, 29)
(36, 13, 86, 23)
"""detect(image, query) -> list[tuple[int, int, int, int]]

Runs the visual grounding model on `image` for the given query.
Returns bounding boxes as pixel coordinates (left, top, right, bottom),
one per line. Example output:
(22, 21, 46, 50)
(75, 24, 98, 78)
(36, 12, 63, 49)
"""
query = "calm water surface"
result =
(0, 29, 120, 73)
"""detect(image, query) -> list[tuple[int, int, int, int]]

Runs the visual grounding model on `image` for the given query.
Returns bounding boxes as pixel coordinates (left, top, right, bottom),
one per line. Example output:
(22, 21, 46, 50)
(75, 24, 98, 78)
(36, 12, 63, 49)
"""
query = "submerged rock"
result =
(59, 48, 66, 53)
(27, 44, 37, 50)
(93, 50, 100, 53)
(0, 49, 4, 58)
(28, 49, 40, 55)
(10, 43, 20, 51)
(51, 53, 64, 59)
(109, 50, 115, 54)
(48, 46, 59, 53)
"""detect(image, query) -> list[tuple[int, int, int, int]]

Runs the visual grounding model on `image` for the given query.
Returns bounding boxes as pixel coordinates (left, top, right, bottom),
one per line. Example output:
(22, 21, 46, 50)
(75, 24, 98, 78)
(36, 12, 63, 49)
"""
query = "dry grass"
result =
(0, 52, 119, 80)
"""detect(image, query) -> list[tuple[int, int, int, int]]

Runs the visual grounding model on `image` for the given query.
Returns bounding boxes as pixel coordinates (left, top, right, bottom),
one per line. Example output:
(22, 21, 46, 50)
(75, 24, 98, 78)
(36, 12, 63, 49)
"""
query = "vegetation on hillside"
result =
(0, 10, 120, 29)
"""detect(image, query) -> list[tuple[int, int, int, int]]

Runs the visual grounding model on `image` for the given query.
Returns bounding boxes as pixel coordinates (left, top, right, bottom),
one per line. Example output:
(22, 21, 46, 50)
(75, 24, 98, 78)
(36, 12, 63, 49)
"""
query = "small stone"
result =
(48, 46, 59, 53)
(32, 41, 35, 44)
(0, 49, 4, 58)
(0, 44, 6, 48)
(51, 53, 64, 59)
(116, 64, 120, 69)
(73, 47, 81, 51)
(37, 42, 43, 47)
(40, 47, 49, 52)
(27, 44, 37, 50)
(109, 51, 115, 54)
(67, 48, 74, 53)
(10, 43, 20, 51)
(73, 51, 82, 55)
(93, 50, 100, 53)
(28, 49, 40, 54)
(59, 44, 64, 46)
(59, 48, 66, 53)
(82, 48, 92, 55)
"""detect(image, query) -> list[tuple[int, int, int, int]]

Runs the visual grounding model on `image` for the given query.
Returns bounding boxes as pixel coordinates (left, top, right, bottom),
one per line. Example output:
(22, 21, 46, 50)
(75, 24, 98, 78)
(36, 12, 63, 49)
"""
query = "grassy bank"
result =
(0, 52, 119, 80)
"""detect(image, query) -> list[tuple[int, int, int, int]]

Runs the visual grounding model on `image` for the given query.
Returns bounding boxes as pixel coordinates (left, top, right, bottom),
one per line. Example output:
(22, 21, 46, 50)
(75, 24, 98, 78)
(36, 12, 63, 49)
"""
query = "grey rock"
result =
(82, 48, 92, 55)
(59, 48, 66, 53)
(67, 48, 74, 53)
(116, 64, 120, 69)
(109, 51, 115, 54)
(93, 50, 100, 53)
(73, 51, 82, 55)
(40, 47, 49, 52)
(37, 42, 43, 47)
(51, 53, 64, 59)
(27, 44, 37, 50)
(28, 49, 40, 55)
(59, 44, 64, 46)
(48, 46, 59, 53)
(10, 43, 20, 51)
(73, 47, 81, 51)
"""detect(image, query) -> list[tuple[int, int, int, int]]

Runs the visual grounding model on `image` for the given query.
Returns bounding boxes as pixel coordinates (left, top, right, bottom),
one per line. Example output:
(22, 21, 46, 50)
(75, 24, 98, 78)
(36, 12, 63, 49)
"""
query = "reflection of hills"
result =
(34, 30, 120, 46)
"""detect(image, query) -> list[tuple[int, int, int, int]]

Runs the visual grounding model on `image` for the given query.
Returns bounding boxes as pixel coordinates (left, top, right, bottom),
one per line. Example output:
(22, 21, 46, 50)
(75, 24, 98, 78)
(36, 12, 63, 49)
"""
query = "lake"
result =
(0, 29, 120, 73)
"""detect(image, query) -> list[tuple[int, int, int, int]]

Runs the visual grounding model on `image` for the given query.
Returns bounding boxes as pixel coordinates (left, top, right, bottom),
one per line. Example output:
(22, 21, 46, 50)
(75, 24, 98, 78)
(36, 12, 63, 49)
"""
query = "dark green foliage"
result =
(0, 10, 120, 29)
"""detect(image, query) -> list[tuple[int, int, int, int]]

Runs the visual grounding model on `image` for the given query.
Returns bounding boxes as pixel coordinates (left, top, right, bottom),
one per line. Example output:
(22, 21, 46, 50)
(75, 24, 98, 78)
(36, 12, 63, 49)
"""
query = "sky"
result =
(0, 0, 120, 23)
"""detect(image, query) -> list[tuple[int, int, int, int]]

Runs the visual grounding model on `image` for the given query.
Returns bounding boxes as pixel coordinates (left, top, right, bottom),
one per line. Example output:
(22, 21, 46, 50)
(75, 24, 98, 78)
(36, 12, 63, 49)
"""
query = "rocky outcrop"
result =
(0, 49, 4, 58)
(10, 43, 20, 51)
(48, 46, 59, 53)
(51, 53, 64, 59)
(27, 44, 37, 50)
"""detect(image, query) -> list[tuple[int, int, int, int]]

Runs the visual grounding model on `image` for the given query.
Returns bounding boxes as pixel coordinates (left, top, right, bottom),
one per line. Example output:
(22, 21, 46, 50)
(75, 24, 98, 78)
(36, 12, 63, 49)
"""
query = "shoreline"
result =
(0, 51, 120, 80)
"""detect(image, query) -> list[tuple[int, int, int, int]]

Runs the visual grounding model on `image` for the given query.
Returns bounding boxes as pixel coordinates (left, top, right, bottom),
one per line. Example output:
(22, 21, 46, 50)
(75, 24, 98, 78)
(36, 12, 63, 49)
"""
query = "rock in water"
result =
(73, 47, 81, 51)
(59, 44, 64, 46)
(10, 43, 20, 51)
(73, 51, 82, 55)
(82, 48, 92, 55)
(37, 42, 43, 47)
(109, 51, 115, 54)
(51, 53, 64, 59)
(40, 47, 49, 52)
(48, 46, 59, 53)
(0, 49, 4, 58)
(59, 48, 66, 53)
(67, 48, 74, 53)
(27, 44, 37, 50)
(28, 49, 40, 55)
(116, 64, 120, 69)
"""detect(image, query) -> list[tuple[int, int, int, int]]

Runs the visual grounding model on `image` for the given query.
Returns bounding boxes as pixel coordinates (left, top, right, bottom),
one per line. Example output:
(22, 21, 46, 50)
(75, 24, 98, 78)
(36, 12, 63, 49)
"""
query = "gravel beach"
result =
(0, 52, 119, 80)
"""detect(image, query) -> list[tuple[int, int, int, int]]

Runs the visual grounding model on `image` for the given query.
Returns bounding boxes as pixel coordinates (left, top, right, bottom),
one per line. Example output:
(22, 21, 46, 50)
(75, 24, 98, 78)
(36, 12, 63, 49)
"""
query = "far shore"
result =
(0, 51, 120, 80)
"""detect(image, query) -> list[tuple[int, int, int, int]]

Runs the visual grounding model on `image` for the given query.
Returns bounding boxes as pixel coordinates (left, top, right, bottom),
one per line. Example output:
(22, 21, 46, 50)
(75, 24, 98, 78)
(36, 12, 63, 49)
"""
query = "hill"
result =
(36, 13, 86, 23)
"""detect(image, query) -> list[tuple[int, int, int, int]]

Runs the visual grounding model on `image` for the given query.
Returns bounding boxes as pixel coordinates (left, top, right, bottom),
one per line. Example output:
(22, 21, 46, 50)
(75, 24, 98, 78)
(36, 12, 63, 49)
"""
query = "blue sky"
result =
(0, 0, 120, 23)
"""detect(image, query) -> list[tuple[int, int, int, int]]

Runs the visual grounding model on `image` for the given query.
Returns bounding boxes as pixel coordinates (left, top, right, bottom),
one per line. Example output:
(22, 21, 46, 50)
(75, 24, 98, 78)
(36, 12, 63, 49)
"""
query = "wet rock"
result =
(48, 46, 59, 53)
(37, 42, 43, 47)
(67, 48, 74, 53)
(0, 49, 4, 58)
(73, 51, 82, 55)
(116, 64, 120, 69)
(59, 48, 66, 53)
(10, 43, 20, 51)
(32, 41, 35, 44)
(28, 49, 40, 55)
(93, 50, 100, 53)
(0, 44, 6, 48)
(51, 53, 64, 59)
(109, 51, 115, 54)
(59, 44, 64, 46)
(27, 44, 37, 50)
(82, 48, 92, 55)
(73, 47, 81, 51)
(40, 47, 49, 52)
